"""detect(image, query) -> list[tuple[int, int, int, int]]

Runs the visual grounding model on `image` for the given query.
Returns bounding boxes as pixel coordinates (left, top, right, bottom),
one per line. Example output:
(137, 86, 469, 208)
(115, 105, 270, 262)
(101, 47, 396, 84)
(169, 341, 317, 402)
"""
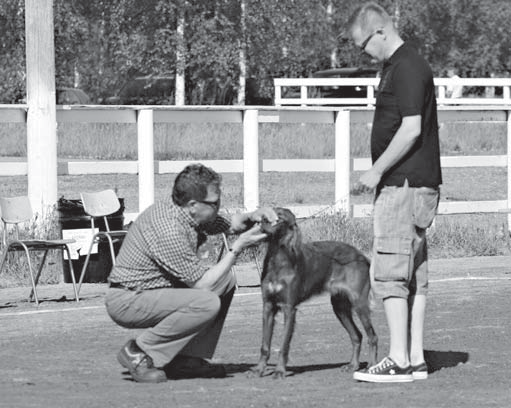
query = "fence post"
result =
(300, 85, 307, 106)
(508, 110, 511, 230)
(335, 110, 350, 215)
(25, 0, 57, 216)
(243, 109, 259, 211)
(275, 83, 282, 106)
(367, 85, 375, 107)
(504, 86, 510, 101)
(137, 109, 154, 213)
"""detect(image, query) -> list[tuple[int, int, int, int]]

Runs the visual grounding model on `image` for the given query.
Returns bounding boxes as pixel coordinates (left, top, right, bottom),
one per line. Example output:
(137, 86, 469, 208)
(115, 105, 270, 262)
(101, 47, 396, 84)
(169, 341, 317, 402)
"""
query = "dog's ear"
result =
(281, 221, 302, 264)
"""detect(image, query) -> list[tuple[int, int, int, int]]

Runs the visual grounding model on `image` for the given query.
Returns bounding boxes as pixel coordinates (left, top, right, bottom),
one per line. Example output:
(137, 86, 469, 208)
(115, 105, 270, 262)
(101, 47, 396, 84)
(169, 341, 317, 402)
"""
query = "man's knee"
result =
(189, 291, 222, 321)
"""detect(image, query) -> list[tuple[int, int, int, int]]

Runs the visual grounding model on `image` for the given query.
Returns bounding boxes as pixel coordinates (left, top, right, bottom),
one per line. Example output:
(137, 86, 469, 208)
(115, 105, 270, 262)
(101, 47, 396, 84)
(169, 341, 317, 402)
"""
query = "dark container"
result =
(57, 197, 125, 283)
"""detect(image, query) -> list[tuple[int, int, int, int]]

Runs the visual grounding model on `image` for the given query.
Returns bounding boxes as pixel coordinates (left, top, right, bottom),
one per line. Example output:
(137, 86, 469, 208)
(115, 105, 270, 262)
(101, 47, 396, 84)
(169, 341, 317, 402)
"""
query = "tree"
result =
(0, 0, 26, 103)
(4, 0, 511, 104)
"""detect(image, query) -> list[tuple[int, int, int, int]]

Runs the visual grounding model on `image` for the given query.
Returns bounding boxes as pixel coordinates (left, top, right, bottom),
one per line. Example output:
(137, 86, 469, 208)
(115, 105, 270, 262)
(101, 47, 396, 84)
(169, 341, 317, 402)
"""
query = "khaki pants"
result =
(105, 286, 234, 367)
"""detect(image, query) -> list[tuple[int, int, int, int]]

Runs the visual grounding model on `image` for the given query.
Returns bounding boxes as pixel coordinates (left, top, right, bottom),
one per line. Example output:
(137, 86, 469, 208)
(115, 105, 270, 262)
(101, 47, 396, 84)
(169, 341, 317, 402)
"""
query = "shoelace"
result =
(368, 357, 394, 373)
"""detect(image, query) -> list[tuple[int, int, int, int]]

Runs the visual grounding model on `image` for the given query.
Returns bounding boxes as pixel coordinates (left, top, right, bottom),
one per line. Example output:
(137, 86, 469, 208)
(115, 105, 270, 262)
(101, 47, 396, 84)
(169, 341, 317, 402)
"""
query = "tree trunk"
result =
(237, 0, 247, 105)
(175, 6, 186, 106)
(327, 0, 337, 68)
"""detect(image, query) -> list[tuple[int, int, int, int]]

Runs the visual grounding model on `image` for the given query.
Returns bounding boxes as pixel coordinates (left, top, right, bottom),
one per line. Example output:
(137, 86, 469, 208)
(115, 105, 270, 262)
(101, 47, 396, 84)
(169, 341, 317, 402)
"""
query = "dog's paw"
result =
(248, 365, 268, 378)
(272, 367, 288, 379)
(273, 371, 286, 380)
(339, 362, 360, 372)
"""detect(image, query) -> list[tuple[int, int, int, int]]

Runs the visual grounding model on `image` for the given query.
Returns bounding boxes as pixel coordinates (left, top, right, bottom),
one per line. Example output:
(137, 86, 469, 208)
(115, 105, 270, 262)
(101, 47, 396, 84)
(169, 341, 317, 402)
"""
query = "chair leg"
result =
(105, 234, 116, 266)
(64, 245, 79, 303)
(77, 237, 97, 295)
(0, 247, 9, 276)
(29, 249, 49, 302)
(20, 244, 39, 305)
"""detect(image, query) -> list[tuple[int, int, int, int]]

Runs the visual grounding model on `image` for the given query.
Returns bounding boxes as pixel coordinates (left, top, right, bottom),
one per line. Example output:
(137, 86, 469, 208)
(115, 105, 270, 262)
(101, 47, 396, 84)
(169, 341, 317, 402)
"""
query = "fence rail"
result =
(1, 105, 510, 223)
(274, 77, 511, 106)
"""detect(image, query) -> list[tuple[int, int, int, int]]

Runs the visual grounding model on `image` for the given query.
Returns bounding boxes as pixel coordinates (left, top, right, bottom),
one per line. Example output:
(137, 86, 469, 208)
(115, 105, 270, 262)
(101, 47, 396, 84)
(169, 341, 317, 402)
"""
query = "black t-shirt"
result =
(372, 42, 442, 190)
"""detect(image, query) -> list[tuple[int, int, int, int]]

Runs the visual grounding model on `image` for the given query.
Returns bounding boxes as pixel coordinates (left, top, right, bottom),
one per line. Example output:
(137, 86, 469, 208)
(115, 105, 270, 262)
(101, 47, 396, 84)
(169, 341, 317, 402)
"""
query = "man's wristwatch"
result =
(229, 247, 242, 257)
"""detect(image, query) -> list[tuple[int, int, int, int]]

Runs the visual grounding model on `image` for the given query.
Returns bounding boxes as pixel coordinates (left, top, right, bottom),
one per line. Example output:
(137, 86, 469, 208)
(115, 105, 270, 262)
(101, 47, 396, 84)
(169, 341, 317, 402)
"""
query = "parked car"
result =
(311, 67, 379, 99)
(104, 74, 175, 105)
(57, 87, 91, 104)
(279, 67, 379, 104)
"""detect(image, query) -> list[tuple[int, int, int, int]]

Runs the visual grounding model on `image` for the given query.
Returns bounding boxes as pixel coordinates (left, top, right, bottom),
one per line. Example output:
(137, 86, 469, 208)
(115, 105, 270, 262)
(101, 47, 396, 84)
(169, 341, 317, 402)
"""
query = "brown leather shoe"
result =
(164, 355, 227, 379)
(117, 339, 167, 383)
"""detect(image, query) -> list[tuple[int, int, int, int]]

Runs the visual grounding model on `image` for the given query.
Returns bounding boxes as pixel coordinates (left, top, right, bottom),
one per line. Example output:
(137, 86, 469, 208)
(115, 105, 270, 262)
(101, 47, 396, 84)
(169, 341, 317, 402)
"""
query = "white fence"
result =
(274, 77, 511, 106)
(1, 105, 510, 223)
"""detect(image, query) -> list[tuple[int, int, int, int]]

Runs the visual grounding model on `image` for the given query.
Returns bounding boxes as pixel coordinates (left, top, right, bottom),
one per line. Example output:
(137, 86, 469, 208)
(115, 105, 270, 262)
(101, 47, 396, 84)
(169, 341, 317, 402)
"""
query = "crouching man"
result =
(105, 163, 277, 383)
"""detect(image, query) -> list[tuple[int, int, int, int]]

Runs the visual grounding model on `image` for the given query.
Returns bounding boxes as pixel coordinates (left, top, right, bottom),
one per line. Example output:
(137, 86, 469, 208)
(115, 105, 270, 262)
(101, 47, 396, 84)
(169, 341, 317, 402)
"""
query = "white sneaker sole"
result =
(353, 371, 414, 383)
(412, 371, 428, 380)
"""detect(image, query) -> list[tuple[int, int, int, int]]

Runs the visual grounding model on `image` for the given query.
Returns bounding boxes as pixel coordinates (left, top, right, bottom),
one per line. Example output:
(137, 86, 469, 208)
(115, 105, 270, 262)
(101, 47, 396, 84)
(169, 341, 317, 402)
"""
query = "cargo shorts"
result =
(370, 180, 439, 300)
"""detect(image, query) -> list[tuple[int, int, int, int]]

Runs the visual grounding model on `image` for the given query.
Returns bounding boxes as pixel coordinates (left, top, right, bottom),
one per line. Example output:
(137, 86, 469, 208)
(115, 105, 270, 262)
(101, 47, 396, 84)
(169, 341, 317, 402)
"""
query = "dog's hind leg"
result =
(252, 301, 277, 377)
(330, 293, 363, 371)
(274, 304, 297, 379)
(353, 301, 378, 367)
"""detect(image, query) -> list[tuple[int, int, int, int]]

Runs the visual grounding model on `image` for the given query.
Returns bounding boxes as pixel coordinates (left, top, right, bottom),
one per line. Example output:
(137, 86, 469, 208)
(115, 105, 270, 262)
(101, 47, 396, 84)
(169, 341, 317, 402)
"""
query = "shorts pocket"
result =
(413, 188, 439, 229)
(375, 236, 412, 255)
(373, 236, 412, 282)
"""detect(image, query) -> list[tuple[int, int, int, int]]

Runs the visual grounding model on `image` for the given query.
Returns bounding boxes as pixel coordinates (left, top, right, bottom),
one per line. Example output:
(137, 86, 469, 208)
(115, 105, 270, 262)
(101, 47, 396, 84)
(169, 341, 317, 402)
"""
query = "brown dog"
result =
(252, 207, 378, 378)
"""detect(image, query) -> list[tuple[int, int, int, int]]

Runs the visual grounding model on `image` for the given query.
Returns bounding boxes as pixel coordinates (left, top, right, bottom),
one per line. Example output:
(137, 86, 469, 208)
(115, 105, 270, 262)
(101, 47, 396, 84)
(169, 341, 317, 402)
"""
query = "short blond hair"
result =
(347, 2, 393, 37)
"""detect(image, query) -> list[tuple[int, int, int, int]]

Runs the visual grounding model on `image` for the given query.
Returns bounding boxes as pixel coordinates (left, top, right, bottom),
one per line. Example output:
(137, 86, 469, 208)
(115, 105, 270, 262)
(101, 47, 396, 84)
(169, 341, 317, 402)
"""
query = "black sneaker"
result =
(412, 361, 428, 380)
(353, 357, 413, 383)
(117, 339, 167, 383)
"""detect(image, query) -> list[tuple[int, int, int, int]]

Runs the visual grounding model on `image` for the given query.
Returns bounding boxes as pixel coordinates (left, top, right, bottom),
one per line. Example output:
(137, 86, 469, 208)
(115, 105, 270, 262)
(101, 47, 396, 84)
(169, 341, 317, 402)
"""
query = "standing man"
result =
(105, 163, 277, 383)
(446, 67, 463, 99)
(347, 3, 442, 383)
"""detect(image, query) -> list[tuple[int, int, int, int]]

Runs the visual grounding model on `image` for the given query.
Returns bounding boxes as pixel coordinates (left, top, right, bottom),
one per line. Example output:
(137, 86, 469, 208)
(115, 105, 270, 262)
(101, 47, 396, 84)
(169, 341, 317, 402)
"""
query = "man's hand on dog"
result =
(230, 207, 278, 234)
(250, 207, 278, 225)
(232, 224, 268, 252)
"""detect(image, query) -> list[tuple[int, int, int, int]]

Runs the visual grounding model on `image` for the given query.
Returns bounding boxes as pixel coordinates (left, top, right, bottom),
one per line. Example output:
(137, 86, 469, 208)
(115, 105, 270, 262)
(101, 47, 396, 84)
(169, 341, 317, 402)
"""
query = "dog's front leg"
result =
(252, 301, 276, 377)
(274, 305, 297, 379)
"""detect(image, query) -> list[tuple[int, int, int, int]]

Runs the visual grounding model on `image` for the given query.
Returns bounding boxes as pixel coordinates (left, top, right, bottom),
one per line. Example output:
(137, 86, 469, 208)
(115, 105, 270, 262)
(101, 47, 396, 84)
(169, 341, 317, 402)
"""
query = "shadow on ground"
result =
(425, 349, 469, 373)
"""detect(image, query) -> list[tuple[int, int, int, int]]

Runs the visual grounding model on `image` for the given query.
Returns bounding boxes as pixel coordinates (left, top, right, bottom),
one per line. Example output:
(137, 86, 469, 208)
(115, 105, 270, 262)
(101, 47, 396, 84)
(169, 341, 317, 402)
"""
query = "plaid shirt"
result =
(109, 196, 231, 290)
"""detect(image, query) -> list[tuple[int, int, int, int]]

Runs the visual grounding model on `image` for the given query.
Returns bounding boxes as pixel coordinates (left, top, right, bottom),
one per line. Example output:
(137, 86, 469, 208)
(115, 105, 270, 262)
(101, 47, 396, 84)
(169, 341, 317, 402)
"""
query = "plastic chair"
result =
(77, 189, 127, 296)
(0, 196, 79, 304)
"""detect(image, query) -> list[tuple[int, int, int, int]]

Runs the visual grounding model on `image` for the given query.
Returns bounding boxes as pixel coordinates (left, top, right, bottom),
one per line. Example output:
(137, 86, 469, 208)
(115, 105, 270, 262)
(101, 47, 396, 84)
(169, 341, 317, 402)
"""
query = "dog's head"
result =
(260, 207, 295, 235)
(260, 207, 302, 264)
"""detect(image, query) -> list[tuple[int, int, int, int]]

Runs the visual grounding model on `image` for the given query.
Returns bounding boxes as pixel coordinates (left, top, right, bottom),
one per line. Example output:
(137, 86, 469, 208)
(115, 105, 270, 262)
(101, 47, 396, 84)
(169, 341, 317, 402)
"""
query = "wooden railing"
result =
(274, 77, 511, 106)
(1, 105, 510, 223)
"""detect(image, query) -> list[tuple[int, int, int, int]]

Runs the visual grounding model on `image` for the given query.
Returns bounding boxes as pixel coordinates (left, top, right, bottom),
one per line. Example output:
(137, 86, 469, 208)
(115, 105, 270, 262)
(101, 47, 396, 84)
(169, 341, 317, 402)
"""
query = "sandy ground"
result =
(1, 256, 510, 408)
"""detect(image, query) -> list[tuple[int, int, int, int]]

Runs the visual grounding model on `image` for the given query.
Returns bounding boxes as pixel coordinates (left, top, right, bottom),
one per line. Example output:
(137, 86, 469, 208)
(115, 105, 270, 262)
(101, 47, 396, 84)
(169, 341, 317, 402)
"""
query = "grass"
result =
(0, 204, 65, 288)
(3, 120, 507, 160)
(1, 119, 510, 287)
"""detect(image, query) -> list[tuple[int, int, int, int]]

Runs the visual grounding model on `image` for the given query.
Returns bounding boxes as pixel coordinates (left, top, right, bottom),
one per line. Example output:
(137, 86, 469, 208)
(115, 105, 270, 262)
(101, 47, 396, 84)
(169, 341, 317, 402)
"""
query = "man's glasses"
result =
(198, 198, 221, 209)
(359, 29, 382, 51)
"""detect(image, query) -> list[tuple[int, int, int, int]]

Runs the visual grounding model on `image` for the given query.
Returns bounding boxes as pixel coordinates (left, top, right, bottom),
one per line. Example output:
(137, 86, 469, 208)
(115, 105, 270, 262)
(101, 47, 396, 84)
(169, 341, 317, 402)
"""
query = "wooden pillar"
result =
(25, 0, 57, 216)
(335, 110, 350, 215)
(243, 109, 259, 211)
(137, 109, 155, 213)
(507, 110, 511, 230)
